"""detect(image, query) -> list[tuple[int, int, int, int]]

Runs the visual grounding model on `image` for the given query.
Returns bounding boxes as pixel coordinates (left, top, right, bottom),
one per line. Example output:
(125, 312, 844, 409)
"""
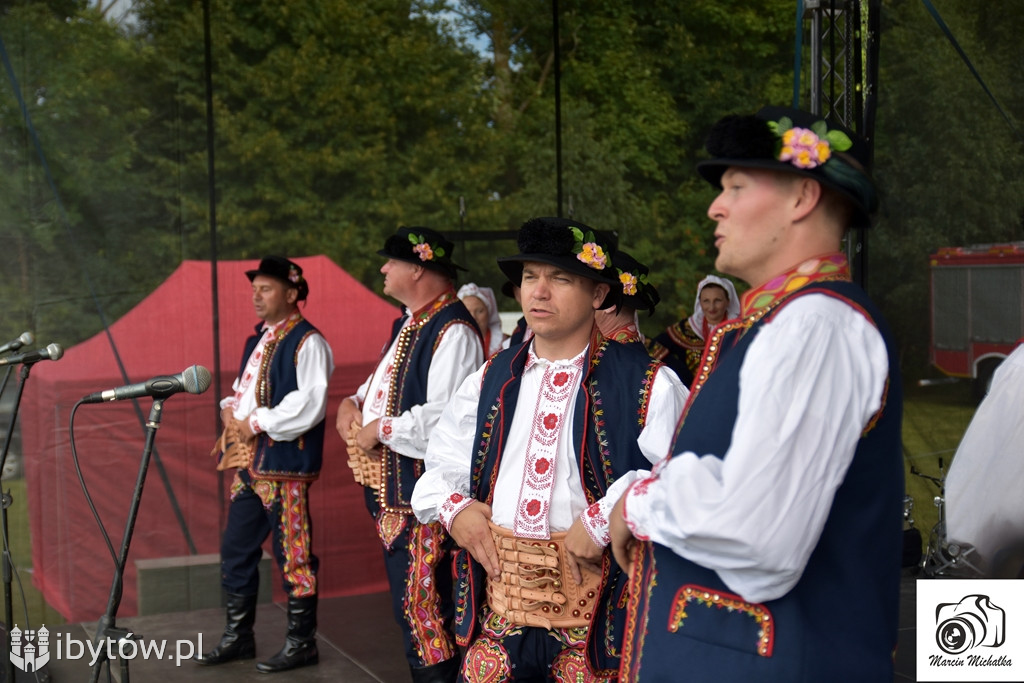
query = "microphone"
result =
(0, 331, 34, 355)
(0, 343, 63, 366)
(81, 365, 212, 403)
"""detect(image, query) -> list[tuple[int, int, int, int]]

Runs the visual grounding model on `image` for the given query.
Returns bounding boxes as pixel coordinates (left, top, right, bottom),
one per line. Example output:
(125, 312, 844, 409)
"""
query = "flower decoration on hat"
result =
(617, 268, 650, 296)
(409, 232, 445, 263)
(768, 116, 852, 170)
(619, 271, 638, 296)
(287, 264, 303, 285)
(570, 226, 610, 271)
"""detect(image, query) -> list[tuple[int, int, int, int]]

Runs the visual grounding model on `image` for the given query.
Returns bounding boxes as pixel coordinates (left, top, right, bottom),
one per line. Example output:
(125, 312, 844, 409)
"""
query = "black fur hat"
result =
(497, 217, 620, 309)
(696, 106, 877, 228)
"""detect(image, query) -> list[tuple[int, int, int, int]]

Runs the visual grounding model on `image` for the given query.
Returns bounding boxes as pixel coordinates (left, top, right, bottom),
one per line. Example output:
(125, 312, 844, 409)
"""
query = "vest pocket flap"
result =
(667, 584, 774, 657)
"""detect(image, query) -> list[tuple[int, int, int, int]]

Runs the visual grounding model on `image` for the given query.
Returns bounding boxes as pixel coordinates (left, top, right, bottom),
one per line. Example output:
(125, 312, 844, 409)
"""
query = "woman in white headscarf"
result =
(649, 275, 740, 386)
(457, 283, 505, 358)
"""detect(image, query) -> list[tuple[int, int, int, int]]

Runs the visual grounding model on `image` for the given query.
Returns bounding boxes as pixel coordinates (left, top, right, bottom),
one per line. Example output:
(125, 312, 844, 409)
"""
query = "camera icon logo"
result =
(934, 594, 1005, 655)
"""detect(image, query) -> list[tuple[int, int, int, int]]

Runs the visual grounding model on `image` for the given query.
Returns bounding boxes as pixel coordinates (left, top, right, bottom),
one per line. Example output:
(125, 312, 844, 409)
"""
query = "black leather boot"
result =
(411, 656, 461, 683)
(255, 595, 319, 673)
(196, 592, 257, 665)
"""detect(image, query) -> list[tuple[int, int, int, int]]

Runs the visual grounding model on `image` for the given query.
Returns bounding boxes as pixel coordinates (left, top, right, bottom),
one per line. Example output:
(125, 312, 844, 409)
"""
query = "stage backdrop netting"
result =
(19, 256, 399, 623)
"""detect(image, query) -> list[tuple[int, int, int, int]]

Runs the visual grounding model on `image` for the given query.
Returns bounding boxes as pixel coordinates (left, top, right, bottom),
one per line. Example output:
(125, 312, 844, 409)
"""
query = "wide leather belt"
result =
(486, 521, 601, 630)
(345, 422, 381, 489)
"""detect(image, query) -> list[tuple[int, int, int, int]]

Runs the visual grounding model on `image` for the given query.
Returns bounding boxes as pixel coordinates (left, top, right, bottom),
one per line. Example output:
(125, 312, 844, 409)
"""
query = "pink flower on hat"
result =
(769, 116, 853, 171)
(778, 127, 832, 169)
(578, 242, 608, 270)
(408, 232, 445, 263)
(413, 242, 434, 262)
(569, 226, 611, 271)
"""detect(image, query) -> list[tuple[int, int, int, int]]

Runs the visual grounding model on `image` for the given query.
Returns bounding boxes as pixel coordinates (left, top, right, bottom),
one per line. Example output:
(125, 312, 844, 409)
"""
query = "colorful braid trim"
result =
(668, 584, 774, 657)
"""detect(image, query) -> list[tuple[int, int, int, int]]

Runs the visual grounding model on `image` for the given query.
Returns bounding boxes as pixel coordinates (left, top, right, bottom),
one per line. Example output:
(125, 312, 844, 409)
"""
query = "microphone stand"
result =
(88, 398, 165, 683)
(0, 364, 46, 683)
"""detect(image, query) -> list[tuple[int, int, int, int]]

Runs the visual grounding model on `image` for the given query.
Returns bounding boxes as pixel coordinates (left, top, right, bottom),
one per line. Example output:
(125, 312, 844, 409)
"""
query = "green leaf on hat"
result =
(825, 129, 853, 152)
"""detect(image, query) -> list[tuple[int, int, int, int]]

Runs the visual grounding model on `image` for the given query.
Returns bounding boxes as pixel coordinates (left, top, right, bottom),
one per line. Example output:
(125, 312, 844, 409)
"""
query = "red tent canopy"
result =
(19, 256, 398, 623)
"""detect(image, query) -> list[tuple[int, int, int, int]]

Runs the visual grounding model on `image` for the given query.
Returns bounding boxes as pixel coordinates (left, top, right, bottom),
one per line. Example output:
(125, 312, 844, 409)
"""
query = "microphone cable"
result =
(68, 399, 120, 570)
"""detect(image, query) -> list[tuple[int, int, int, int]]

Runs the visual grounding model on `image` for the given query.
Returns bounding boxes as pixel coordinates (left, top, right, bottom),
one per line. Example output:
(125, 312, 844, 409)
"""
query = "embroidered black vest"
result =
(453, 334, 663, 674)
(621, 280, 903, 682)
(238, 317, 326, 481)
(371, 294, 480, 514)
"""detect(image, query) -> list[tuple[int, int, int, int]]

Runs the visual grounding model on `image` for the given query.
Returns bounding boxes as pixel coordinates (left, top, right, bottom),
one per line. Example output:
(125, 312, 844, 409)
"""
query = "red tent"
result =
(19, 256, 398, 623)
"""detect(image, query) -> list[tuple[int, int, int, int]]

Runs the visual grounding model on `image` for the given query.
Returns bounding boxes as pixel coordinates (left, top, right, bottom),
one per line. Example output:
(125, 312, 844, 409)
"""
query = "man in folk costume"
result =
(610, 106, 903, 681)
(336, 226, 483, 683)
(200, 256, 334, 673)
(411, 217, 688, 681)
(596, 250, 660, 347)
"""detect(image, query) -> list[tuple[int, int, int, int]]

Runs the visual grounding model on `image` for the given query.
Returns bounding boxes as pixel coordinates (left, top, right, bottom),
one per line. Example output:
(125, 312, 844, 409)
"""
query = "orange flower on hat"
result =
(620, 271, 638, 295)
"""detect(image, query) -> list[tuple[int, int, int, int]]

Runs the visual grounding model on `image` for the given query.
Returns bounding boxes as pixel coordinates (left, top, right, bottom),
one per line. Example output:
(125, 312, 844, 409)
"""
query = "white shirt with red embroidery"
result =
(220, 313, 334, 441)
(349, 311, 482, 460)
(620, 294, 888, 603)
(411, 342, 688, 545)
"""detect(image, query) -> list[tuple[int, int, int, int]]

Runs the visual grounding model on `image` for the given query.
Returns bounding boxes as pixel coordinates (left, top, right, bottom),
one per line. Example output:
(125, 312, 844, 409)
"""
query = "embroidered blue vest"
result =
(370, 295, 480, 514)
(621, 281, 903, 682)
(508, 315, 529, 347)
(239, 317, 326, 481)
(452, 334, 662, 674)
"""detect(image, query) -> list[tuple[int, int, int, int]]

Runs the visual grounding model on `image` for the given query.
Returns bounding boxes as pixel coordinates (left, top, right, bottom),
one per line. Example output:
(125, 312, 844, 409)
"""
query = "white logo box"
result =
(917, 579, 1024, 682)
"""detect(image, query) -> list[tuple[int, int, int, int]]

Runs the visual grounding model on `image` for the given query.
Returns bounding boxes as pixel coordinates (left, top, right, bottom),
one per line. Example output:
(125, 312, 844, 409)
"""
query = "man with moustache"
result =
(200, 255, 333, 673)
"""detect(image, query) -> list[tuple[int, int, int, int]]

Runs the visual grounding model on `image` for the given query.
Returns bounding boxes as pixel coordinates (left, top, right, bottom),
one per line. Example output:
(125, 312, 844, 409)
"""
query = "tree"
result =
(0, 2, 170, 346)
(871, 0, 1024, 376)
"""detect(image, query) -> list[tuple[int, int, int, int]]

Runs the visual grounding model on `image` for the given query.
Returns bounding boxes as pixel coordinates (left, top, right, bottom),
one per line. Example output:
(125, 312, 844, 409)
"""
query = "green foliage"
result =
(0, 3, 172, 347)
(2, 0, 1021, 370)
(872, 0, 1024, 378)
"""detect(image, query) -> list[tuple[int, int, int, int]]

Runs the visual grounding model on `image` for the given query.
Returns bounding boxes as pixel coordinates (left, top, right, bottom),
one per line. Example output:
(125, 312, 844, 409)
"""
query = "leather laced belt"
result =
(211, 420, 254, 471)
(345, 421, 381, 489)
(486, 521, 601, 630)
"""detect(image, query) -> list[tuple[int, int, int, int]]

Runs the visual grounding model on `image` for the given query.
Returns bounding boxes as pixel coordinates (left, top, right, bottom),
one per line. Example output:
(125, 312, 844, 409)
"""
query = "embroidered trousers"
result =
(376, 509, 458, 668)
(221, 470, 318, 598)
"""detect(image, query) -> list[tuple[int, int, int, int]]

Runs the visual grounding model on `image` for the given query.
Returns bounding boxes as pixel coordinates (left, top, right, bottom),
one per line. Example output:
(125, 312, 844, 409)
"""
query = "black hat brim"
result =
(376, 249, 465, 279)
(697, 157, 872, 229)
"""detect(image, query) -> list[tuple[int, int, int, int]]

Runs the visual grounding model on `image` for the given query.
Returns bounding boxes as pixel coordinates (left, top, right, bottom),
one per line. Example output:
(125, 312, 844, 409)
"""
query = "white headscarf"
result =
(686, 275, 740, 340)
(458, 283, 504, 356)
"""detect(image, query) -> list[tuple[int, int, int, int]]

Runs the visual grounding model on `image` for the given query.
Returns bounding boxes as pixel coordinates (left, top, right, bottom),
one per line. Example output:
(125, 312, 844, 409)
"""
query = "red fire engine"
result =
(930, 242, 1024, 398)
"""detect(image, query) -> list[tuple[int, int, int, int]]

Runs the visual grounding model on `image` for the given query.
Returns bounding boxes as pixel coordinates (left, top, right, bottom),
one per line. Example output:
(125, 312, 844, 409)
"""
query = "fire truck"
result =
(930, 242, 1024, 398)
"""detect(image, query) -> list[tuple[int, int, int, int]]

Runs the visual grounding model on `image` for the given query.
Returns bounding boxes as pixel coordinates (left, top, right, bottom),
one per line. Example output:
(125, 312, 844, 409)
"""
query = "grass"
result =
(901, 379, 978, 551)
(3, 476, 65, 629)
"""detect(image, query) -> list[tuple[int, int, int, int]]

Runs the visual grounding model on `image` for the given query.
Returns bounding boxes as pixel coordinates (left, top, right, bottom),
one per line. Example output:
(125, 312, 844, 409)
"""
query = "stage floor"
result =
(10, 574, 921, 682)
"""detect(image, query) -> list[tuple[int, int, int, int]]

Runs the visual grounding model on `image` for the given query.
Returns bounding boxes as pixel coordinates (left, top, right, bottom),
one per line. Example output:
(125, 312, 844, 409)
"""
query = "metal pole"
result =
(552, 0, 563, 217)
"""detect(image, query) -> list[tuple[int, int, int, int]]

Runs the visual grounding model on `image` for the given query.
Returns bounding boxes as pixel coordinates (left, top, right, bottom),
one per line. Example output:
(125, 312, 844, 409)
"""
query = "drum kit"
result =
(905, 459, 982, 578)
